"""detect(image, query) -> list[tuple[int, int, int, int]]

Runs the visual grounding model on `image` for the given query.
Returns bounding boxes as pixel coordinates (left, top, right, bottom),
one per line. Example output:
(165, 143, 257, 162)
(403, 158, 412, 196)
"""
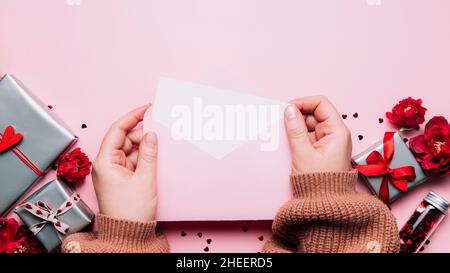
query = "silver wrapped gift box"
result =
(0, 74, 77, 215)
(15, 179, 94, 252)
(353, 132, 429, 204)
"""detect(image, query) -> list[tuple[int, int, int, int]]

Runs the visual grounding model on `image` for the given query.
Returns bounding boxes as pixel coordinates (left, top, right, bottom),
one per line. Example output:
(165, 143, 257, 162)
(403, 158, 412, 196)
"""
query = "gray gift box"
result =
(352, 132, 429, 203)
(0, 74, 77, 215)
(15, 179, 94, 252)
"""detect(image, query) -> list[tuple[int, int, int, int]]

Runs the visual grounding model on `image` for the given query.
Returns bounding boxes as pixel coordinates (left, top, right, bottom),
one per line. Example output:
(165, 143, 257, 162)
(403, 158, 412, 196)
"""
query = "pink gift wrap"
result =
(1, 0, 450, 252)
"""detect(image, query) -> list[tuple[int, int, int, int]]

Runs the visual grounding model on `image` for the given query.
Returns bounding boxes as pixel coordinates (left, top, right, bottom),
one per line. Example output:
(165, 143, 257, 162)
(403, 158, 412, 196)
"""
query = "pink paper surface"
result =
(1, 0, 450, 252)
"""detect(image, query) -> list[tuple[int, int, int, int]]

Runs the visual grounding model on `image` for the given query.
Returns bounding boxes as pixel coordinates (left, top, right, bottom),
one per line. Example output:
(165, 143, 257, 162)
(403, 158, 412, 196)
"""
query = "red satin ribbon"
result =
(0, 128, 45, 177)
(354, 132, 416, 205)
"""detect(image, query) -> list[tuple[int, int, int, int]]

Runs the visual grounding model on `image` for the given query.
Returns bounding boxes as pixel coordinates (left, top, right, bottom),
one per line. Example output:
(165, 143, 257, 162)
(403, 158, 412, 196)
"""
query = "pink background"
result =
(1, 0, 450, 252)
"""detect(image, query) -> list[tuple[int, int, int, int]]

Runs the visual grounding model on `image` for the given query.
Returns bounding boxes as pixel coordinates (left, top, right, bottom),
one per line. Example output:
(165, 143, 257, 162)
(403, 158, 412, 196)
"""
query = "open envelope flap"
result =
(144, 77, 292, 221)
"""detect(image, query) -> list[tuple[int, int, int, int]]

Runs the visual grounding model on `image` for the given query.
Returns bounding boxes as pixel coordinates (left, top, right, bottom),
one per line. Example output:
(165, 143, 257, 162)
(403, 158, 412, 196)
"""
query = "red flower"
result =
(386, 97, 427, 129)
(0, 218, 19, 249)
(0, 218, 43, 253)
(57, 148, 91, 183)
(410, 116, 450, 176)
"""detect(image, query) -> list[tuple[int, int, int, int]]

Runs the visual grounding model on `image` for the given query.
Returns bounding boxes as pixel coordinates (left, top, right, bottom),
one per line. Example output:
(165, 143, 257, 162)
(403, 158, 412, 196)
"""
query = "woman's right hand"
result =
(284, 96, 353, 174)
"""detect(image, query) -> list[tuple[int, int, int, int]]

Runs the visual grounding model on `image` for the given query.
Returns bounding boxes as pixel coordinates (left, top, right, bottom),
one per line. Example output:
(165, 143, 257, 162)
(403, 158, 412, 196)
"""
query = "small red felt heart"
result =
(0, 126, 23, 153)
(65, 201, 72, 207)
(55, 221, 61, 227)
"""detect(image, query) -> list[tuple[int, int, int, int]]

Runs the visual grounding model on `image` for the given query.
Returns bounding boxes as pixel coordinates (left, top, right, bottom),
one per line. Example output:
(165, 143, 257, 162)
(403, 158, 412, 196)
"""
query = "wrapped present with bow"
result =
(0, 74, 77, 215)
(353, 132, 429, 205)
(15, 179, 94, 252)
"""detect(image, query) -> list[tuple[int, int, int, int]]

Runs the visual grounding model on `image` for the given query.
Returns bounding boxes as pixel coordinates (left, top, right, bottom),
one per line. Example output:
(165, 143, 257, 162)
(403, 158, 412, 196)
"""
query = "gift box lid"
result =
(0, 74, 77, 215)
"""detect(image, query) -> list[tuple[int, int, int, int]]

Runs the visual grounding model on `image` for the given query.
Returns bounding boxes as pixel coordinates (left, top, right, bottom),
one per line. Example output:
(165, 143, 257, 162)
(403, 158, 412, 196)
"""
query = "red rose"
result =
(0, 218, 19, 251)
(410, 116, 450, 176)
(10, 226, 43, 253)
(57, 148, 91, 183)
(0, 218, 43, 253)
(386, 97, 427, 129)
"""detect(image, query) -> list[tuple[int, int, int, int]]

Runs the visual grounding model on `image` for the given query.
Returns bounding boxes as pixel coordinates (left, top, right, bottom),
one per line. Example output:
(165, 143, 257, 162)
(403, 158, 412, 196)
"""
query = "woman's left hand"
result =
(92, 104, 159, 222)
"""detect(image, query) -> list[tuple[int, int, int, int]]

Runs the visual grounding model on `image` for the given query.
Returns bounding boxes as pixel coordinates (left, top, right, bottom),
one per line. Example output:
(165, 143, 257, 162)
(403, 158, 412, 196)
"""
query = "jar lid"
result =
(425, 192, 450, 214)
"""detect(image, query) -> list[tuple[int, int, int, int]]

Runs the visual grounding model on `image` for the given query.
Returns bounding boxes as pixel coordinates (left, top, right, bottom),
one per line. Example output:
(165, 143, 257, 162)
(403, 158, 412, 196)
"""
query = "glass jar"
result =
(399, 192, 449, 253)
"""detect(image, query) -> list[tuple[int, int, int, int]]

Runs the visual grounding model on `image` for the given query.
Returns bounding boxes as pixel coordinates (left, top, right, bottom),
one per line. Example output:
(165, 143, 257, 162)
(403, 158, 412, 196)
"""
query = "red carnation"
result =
(386, 97, 427, 129)
(0, 218, 43, 253)
(410, 116, 450, 176)
(57, 148, 91, 183)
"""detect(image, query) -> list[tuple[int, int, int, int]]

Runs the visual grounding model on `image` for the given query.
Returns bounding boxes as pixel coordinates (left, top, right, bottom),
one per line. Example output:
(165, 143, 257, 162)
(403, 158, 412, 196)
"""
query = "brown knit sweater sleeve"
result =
(61, 214, 169, 253)
(262, 170, 400, 253)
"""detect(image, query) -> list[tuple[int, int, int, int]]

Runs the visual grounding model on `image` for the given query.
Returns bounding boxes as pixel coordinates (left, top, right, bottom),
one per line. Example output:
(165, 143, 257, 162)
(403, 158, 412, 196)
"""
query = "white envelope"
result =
(144, 77, 292, 221)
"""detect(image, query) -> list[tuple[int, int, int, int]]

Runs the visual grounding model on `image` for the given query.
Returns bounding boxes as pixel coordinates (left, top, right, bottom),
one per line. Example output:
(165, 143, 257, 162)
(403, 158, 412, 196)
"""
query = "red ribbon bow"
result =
(354, 132, 416, 205)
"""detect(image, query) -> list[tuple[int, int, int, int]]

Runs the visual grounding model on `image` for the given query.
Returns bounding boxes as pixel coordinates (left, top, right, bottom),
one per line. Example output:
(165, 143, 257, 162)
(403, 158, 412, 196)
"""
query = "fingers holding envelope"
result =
(98, 104, 151, 165)
(285, 95, 352, 173)
(92, 103, 158, 222)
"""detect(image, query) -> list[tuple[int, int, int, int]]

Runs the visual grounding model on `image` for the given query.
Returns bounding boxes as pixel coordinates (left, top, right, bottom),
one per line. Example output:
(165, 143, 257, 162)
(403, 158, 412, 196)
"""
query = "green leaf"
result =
(399, 125, 420, 132)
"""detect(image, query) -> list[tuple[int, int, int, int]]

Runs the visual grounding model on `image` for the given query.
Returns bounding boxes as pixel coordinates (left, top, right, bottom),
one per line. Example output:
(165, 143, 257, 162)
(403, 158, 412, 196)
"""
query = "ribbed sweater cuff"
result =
(291, 170, 358, 198)
(97, 214, 158, 247)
